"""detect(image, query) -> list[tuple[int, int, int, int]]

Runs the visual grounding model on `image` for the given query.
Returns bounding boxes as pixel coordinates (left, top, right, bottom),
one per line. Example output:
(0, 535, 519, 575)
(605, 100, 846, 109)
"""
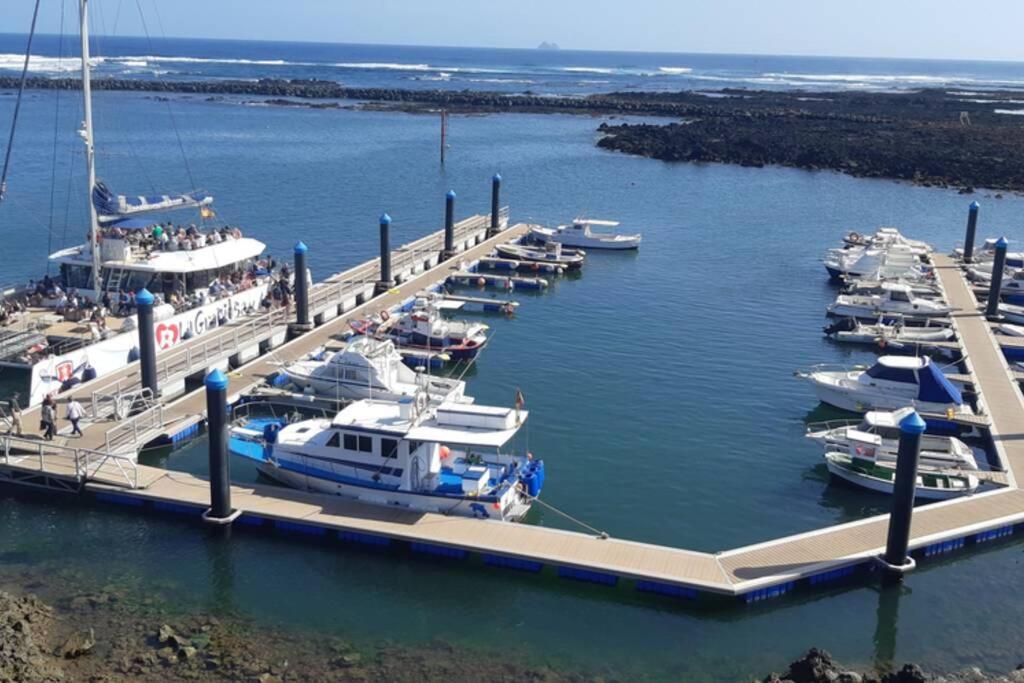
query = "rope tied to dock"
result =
(526, 494, 609, 540)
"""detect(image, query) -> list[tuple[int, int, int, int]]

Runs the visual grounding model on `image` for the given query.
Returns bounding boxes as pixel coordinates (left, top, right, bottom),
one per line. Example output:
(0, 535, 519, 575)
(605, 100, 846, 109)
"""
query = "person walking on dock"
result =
(66, 398, 84, 437)
(40, 397, 56, 441)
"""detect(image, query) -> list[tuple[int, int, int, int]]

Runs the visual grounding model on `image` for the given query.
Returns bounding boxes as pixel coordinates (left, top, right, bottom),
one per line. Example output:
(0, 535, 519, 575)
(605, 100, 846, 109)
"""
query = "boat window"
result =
(865, 365, 916, 383)
(381, 438, 399, 459)
(890, 290, 911, 302)
(60, 264, 93, 290)
(343, 433, 357, 450)
(358, 435, 373, 453)
(406, 440, 422, 455)
(124, 271, 157, 293)
(326, 432, 340, 448)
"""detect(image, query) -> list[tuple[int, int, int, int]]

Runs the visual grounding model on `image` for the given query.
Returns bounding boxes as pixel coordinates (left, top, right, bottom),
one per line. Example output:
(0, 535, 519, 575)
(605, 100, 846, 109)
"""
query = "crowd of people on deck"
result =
(97, 223, 246, 257)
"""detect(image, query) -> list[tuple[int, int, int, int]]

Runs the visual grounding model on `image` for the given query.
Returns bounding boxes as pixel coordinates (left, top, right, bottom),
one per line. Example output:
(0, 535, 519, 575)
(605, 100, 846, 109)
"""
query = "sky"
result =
(2, 0, 1023, 62)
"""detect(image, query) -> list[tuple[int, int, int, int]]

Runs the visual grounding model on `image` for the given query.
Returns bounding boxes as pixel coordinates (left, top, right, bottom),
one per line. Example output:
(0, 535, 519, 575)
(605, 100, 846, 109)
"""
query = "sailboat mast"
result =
(79, 0, 102, 292)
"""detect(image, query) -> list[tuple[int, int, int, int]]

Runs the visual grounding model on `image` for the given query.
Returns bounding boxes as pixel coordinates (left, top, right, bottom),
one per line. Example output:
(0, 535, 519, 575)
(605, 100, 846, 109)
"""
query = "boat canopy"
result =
(93, 180, 213, 226)
(865, 357, 962, 405)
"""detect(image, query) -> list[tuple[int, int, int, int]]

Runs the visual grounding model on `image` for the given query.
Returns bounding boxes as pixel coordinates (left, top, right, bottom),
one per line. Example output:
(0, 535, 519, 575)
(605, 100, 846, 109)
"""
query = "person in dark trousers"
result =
(40, 397, 56, 441)
(66, 397, 84, 437)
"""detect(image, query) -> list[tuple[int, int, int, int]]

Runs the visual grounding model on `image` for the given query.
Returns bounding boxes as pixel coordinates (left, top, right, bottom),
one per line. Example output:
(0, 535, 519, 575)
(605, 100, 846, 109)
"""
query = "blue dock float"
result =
(483, 554, 543, 572)
(635, 580, 698, 599)
(411, 542, 467, 559)
(339, 530, 392, 547)
(558, 566, 618, 586)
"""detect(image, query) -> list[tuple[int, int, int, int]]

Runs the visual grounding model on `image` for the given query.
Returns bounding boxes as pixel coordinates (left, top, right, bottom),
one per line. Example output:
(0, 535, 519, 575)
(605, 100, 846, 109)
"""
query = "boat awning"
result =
(918, 362, 963, 405)
(107, 217, 160, 230)
(406, 422, 521, 448)
(93, 180, 214, 226)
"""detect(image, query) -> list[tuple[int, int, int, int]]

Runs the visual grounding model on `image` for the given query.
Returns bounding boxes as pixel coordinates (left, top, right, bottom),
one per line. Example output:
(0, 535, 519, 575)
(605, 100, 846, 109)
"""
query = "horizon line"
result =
(0, 31, 1022, 66)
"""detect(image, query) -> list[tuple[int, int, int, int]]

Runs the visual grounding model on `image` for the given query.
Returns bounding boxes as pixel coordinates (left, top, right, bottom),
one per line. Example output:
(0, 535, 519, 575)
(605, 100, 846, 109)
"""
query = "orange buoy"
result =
(439, 445, 451, 459)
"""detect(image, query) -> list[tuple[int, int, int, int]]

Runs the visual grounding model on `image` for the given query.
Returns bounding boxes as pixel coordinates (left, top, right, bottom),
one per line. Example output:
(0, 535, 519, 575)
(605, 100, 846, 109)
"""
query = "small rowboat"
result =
(495, 242, 584, 270)
(824, 451, 978, 500)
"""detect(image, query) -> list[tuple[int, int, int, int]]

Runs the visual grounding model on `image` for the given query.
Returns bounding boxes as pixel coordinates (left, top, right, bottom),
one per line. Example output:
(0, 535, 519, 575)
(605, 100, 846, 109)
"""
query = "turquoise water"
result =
(3, 90, 1024, 679)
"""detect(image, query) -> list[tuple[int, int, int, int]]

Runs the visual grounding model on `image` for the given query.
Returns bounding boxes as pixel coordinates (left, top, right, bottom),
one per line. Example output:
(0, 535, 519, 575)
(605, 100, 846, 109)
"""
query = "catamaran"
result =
(229, 397, 542, 520)
(0, 0, 274, 406)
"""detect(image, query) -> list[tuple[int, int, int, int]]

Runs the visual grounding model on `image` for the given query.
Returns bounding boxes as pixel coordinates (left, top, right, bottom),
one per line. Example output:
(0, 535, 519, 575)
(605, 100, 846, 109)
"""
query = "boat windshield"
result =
(865, 365, 916, 383)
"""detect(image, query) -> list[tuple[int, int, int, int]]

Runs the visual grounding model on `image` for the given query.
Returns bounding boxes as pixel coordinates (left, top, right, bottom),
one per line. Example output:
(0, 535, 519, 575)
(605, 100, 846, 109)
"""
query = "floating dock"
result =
(5, 241, 1024, 603)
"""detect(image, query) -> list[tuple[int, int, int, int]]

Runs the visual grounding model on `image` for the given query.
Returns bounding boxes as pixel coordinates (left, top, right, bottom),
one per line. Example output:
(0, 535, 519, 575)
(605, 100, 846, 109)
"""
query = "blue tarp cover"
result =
(917, 361, 963, 405)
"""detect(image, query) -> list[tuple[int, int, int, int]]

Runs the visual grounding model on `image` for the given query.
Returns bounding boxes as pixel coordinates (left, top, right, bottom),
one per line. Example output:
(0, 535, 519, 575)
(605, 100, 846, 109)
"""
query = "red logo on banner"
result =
(55, 361, 74, 382)
(155, 323, 180, 350)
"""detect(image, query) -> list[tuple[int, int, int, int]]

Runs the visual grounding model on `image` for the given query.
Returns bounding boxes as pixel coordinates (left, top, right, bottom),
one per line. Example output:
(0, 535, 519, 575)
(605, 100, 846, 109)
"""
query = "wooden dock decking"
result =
(5, 249, 1024, 600)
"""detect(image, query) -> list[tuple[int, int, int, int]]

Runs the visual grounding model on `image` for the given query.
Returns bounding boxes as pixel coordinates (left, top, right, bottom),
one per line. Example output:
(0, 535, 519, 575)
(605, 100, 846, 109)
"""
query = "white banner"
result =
(29, 283, 270, 406)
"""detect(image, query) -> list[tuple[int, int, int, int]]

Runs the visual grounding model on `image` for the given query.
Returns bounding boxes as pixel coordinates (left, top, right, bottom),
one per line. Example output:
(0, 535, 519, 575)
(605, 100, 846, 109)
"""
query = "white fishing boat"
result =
(823, 245, 926, 282)
(280, 336, 471, 403)
(229, 397, 542, 521)
(826, 282, 953, 320)
(822, 316, 955, 348)
(997, 303, 1024, 325)
(0, 2, 275, 406)
(530, 218, 641, 250)
(841, 277, 941, 299)
(806, 408, 978, 470)
(824, 451, 979, 500)
(843, 228, 933, 256)
(997, 323, 1024, 337)
(797, 355, 971, 415)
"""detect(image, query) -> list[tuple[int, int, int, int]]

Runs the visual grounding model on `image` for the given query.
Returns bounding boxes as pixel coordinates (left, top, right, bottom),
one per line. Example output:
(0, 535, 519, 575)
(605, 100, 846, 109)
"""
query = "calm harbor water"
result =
(2, 50, 1024, 680)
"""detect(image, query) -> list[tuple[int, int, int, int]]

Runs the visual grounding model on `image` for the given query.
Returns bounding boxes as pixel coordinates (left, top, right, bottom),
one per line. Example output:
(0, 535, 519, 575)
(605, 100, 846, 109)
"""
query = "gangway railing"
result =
(0, 434, 139, 489)
(102, 404, 165, 455)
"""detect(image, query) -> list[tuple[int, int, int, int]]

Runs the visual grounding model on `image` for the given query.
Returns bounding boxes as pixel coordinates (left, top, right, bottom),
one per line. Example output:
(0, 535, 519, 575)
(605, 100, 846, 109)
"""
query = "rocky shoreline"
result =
(762, 648, 1024, 683)
(0, 576, 602, 682)
(4, 76, 1024, 191)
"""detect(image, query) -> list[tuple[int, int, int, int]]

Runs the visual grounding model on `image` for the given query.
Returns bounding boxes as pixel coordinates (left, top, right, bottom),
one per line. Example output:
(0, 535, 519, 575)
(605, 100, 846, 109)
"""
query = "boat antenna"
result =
(79, 0, 103, 295)
(0, 0, 43, 203)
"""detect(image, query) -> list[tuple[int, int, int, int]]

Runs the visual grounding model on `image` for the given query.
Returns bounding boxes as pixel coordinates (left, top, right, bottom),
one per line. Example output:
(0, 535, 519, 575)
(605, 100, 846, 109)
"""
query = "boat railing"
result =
(88, 386, 155, 420)
(797, 363, 869, 375)
(0, 434, 139, 489)
(805, 418, 861, 434)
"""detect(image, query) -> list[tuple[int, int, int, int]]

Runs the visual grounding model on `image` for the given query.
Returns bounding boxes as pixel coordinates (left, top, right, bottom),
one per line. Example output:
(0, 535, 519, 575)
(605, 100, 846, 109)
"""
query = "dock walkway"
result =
(6, 249, 1024, 600)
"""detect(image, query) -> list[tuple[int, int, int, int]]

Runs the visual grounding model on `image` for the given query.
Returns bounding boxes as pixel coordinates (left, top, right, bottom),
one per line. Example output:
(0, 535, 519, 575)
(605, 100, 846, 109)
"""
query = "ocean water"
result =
(2, 35, 1024, 681)
(2, 32, 1024, 95)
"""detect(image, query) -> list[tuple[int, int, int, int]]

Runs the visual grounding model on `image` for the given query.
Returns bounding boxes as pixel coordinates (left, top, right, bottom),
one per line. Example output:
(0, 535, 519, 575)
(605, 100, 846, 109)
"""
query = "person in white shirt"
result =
(66, 398, 85, 437)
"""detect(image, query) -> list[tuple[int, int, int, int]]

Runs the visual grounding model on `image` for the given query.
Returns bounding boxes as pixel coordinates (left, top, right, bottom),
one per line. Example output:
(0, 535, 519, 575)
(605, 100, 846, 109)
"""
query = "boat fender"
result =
(439, 445, 451, 459)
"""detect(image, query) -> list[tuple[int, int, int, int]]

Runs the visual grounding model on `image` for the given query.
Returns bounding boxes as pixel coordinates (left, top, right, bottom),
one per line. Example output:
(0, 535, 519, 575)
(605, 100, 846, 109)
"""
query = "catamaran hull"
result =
(255, 461, 531, 521)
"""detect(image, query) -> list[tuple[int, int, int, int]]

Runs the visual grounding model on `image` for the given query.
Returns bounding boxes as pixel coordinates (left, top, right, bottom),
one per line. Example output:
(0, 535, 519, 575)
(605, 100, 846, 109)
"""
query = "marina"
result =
(4, 203, 1024, 602)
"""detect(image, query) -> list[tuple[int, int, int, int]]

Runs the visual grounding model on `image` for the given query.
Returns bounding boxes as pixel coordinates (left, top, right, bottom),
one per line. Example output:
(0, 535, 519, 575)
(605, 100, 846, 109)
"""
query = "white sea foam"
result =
(995, 108, 1024, 115)
(658, 66, 693, 75)
(0, 53, 87, 73)
(110, 55, 291, 66)
(561, 67, 616, 75)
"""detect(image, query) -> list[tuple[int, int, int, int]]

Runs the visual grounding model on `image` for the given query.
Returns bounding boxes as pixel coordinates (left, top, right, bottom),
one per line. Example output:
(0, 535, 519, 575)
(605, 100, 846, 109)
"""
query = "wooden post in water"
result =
(440, 109, 448, 165)
(963, 201, 980, 263)
(880, 410, 925, 579)
(985, 236, 1009, 319)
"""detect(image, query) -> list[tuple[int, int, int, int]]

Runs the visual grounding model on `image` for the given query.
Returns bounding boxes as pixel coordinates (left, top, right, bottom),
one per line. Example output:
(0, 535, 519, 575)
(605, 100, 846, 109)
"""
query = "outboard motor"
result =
(823, 318, 857, 336)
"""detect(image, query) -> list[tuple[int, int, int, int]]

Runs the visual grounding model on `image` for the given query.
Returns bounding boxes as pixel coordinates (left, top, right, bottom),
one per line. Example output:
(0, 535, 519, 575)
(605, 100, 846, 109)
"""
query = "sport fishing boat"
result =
(229, 397, 542, 521)
(826, 282, 954, 321)
(806, 408, 978, 470)
(823, 245, 926, 282)
(351, 297, 488, 360)
(494, 242, 585, 270)
(796, 355, 971, 415)
(843, 228, 933, 256)
(824, 450, 979, 500)
(280, 336, 471, 403)
(841, 277, 941, 299)
(0, 1, 272, 406)
(530, 218, 641, 250)
(822, 316, 955, 349)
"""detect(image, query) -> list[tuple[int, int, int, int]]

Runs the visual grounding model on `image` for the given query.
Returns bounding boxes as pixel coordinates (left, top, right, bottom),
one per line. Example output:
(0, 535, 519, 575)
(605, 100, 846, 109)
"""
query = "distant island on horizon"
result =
(537, 41, 560, 50)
